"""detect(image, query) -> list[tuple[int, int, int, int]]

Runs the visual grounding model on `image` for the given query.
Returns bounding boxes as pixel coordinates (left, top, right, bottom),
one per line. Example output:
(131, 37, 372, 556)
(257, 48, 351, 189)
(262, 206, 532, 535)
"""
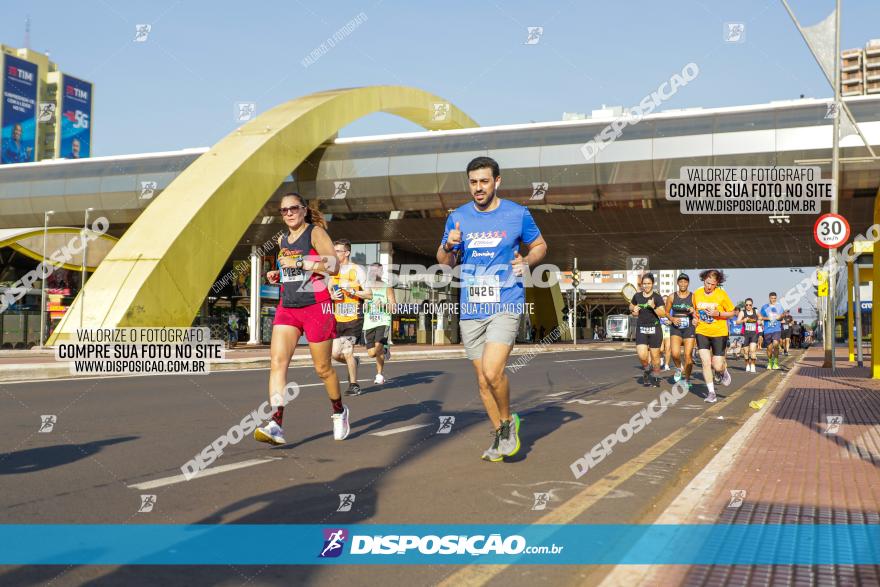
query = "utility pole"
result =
(39, 210, 55, 348)
(823, 0, 841, 369)
(79, 207, 93, 329)
(572, 257, 578, 347)
(817, 256, 824, 345)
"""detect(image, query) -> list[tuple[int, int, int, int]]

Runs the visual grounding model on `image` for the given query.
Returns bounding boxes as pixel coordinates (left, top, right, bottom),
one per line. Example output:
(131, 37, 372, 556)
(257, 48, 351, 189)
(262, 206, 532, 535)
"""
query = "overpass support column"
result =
(874, 193, 880, 378)
(847, 262, 855, 362)
(379, 241, 393, 278)
(525, 270, 567, 342)
(248, 245, 261, 345)
(379, 242, 404, 342)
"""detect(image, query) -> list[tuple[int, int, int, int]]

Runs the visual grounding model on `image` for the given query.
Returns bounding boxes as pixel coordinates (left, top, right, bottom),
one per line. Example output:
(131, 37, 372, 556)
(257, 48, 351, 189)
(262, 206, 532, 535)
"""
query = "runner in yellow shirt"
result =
(330, 239, 372, 396)
(693, 269, 736, 403)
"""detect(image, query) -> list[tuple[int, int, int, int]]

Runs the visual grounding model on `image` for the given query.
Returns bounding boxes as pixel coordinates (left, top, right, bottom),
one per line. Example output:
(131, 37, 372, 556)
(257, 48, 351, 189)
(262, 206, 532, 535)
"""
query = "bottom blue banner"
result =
(1, 524, 878, 565)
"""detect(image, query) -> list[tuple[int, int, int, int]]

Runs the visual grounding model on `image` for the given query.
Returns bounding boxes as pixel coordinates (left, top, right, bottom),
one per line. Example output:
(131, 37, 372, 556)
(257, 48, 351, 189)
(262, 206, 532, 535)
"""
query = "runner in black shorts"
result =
(759, 292, 784, 370)
(790, 320, 803, 349)
(693, 269, 736, 403)
(736, 298, 760, 373)
(781, 312, 792, 356)
(665, 273, 697, 388)
(630, 273, 667, 387)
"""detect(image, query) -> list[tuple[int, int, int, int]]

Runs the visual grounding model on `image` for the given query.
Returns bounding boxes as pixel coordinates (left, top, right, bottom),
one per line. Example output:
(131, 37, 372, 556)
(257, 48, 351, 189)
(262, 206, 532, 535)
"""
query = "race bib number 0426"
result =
(466, 275, 500, 304)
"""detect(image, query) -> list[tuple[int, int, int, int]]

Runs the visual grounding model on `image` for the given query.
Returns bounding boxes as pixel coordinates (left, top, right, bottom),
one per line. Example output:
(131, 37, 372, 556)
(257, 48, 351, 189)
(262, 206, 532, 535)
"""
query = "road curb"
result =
(0, 343, 634, 383)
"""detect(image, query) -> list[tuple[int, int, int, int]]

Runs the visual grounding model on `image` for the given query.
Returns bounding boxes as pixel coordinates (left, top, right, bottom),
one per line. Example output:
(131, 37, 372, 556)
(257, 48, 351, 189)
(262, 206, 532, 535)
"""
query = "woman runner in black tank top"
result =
(665, 273, 697, 388)
(253, 193, 353, 448)
(629, 273, 667, 386)
(736, 298, 760, 373)
(277, 225, 332, 308)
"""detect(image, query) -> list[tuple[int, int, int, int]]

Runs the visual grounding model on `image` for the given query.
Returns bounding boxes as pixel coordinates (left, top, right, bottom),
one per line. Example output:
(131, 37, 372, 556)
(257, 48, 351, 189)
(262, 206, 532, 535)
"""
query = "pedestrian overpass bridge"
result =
(0, 86, 876, 374)
(2, 92, 877, 270)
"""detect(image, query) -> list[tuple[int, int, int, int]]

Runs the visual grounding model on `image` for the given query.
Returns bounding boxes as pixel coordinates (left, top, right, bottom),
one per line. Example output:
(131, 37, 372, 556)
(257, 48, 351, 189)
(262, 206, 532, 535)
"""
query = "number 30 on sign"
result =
(813, 213, 850, 249)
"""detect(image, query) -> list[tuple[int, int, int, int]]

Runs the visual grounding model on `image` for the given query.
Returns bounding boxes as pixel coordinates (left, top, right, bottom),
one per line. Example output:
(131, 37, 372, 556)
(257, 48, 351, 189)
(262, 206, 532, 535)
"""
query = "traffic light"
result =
(571, 273, 580, 289)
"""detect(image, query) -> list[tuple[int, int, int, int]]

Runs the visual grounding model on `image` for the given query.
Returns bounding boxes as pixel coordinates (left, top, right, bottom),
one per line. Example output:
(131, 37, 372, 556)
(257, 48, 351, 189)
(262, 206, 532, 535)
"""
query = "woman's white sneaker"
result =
(254, 420, 286, 445)
(332, 405, 350, 440)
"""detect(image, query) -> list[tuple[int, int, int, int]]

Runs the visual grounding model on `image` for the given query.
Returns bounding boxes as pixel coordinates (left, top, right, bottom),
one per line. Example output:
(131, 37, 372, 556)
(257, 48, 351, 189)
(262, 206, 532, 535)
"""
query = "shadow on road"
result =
(0, 436, 138, 475)
(362, 369, 445, 394)
(0, 365, 585, 585)
(506, 405, 582, 463)
(0, 464, 384, 586)
(344, 400, 444, 440)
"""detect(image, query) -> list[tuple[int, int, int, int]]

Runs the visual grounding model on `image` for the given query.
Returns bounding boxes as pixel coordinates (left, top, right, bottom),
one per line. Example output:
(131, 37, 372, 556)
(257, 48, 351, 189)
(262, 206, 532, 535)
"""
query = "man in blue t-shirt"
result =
(437, 156, 547, 463)
(1, 124, 33, 164)
(759, 291, 784, 370)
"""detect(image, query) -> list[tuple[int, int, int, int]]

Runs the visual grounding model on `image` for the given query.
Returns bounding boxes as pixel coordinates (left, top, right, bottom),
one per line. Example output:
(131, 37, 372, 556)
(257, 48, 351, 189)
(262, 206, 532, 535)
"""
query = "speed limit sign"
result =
(813, 213, 850, 249)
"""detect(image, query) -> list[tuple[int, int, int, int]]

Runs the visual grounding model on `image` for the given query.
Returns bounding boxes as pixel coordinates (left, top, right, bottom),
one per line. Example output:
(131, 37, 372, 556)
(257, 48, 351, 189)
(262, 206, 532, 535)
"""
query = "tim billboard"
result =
(1, 54, 38, 164)
(60, 74, 92, 159)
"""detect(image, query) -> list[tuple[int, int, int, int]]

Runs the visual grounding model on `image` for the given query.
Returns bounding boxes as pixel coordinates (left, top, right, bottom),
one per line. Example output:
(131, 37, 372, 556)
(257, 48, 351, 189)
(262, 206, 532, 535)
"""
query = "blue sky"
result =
(3, 0, 874, 316)
(3, 0, 877, 154)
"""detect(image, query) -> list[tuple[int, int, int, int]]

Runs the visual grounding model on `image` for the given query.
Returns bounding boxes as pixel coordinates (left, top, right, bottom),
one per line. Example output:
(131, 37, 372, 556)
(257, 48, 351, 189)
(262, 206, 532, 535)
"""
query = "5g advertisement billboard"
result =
(60, 74, 92, 159)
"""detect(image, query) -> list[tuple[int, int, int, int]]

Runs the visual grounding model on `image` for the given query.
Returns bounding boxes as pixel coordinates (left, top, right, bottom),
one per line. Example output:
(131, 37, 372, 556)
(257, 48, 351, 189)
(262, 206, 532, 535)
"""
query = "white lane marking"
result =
(128, 457, 281, 490)
(565, 399, 644, 407)
(370, 423, 433, 437)
(546, 391, 573, 397)
(554, 353, 635, 363)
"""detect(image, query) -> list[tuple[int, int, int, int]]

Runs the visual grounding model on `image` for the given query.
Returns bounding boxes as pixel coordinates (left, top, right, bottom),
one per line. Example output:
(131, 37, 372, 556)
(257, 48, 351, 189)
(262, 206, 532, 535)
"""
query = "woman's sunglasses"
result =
(279, 205, 307, 215)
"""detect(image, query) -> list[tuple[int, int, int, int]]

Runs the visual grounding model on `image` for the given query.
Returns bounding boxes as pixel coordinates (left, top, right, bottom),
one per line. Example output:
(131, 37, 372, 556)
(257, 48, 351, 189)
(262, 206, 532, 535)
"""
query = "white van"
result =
(606, 314, 636, 341)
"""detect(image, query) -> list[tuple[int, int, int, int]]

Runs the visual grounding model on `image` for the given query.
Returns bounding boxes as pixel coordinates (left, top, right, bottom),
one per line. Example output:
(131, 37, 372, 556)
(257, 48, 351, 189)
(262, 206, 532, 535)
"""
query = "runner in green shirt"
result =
(363, 263, 397, 385)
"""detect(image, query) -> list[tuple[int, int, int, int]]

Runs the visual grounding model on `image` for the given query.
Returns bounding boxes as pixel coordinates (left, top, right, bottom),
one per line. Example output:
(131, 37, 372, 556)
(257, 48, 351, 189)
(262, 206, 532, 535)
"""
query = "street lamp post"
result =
(572, 257, 578, 347)
(781, 0, 849, 367)
(80, 207, 94, 328)
(823, 0, 841, 369)
(39, 210, 55, 348)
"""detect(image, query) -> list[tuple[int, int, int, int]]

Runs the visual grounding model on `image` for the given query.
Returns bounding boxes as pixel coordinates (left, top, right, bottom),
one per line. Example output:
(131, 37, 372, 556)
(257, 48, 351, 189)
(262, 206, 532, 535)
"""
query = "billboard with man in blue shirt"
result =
(59, 74, 93, 159)
(1, 54, 38, 164)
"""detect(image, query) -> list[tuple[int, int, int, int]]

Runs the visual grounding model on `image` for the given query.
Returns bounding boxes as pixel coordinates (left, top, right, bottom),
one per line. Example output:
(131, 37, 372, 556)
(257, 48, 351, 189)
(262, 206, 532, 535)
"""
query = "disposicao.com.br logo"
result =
(319, 528, 348, 558)
(319, 528, 564, 558)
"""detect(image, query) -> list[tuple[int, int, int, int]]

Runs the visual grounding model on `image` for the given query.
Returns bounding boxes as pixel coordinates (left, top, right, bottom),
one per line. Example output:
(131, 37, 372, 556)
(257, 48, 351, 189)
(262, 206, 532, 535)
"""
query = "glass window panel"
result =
(713, 110, 776, 133)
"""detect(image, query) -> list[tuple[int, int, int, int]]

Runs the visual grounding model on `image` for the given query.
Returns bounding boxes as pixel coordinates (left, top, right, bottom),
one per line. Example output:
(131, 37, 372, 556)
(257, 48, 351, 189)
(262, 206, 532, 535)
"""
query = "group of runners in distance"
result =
(249, 154, 797, 461)
(630, 273, 795, 403)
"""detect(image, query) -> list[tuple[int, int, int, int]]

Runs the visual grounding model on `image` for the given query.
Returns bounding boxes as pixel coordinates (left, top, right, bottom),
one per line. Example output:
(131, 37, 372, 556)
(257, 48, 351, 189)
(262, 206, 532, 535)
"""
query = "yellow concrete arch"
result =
(48, 86, 477, 343)
(0, 227, 117, 272)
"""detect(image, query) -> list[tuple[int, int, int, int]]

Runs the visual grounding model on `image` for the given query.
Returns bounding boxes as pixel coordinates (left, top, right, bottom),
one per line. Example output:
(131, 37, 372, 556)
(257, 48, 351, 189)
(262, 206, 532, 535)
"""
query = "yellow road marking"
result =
(438, 367, 781, 586)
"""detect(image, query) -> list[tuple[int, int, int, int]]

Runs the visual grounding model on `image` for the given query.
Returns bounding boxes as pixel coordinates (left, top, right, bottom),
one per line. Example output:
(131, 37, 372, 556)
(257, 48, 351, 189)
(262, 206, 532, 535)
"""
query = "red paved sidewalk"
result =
(643, 345, 880, 586)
